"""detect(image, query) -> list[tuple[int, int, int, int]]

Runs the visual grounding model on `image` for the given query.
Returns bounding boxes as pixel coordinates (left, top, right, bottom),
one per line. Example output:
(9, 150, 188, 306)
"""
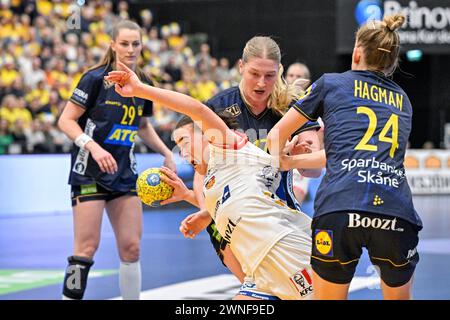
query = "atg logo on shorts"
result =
(314, 229, 333, 257)
(105, 124, 138, 146)
(355, 0, 383, 26)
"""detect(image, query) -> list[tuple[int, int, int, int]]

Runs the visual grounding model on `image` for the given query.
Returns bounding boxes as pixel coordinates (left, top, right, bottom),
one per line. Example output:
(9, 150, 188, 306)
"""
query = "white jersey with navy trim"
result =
(203, 135, 311, 274)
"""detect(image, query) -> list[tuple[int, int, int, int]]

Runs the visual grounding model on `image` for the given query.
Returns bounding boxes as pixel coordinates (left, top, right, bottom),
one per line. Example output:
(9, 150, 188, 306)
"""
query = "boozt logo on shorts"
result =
(290, 269, 313, 297)
(314, 230, 333, 257)
(347, 213, 404, 232)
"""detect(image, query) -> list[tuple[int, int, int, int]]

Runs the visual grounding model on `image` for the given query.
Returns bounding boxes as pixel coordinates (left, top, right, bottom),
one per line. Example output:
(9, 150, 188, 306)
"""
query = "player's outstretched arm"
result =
(293, 129, 323, 177)
(280, 149, 326, 171)
(105, 61, 238, 147)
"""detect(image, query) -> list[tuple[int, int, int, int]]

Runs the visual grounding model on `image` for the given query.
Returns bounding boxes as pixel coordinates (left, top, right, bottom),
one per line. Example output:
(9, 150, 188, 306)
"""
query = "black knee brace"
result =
(62, 255, 94, 300)
(206, 222, 228, 267)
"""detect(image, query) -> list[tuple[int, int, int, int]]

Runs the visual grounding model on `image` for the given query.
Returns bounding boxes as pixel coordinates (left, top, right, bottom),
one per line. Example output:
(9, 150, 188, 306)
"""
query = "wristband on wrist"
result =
(74, 133, 93, 149)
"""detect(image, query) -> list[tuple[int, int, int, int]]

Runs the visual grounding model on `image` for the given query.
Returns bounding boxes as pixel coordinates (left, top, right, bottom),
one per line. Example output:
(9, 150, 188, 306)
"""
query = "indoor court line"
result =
(110, 274, 381, 300)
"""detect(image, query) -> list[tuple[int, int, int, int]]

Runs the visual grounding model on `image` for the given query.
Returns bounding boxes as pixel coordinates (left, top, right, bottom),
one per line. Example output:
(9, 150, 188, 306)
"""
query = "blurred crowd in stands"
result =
(0, 0, 242, 154)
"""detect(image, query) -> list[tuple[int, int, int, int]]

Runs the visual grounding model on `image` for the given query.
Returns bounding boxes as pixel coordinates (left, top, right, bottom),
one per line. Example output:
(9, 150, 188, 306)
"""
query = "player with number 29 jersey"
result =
(69, 66, 153, 192)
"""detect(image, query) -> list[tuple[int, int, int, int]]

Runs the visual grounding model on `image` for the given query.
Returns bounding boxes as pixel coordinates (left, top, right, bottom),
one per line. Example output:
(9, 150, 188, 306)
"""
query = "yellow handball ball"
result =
(136, 168, 174, 207)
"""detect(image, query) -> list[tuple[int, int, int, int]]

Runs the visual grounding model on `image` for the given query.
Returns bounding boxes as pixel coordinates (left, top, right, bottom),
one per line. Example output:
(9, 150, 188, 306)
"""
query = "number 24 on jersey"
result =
(354, 106, 399, 158)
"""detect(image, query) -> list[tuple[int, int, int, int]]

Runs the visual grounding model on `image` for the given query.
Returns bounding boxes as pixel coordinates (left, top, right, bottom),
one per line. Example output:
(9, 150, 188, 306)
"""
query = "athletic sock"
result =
(119, 260, 141, 300)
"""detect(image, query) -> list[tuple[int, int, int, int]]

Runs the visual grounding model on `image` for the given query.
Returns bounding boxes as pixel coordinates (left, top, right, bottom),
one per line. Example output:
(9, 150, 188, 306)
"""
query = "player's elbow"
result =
(193, 98, 210, 117)
(57, 115, 66, 133)
(138, 119, 149, 131)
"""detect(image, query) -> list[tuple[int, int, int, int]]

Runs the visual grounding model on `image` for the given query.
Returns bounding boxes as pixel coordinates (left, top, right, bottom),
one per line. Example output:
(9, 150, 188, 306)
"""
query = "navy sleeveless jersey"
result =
(293, 70, 422, 228)
(206, 86, 320, 210)
(68, 66, 153, 192)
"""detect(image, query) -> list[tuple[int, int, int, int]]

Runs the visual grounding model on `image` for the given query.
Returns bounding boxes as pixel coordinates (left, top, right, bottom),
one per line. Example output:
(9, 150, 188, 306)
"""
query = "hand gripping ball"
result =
(136, 168, 174, 207)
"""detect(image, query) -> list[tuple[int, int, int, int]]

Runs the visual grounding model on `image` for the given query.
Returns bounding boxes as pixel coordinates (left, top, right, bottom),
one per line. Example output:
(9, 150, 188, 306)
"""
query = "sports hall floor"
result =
(0, 195, 449, 300)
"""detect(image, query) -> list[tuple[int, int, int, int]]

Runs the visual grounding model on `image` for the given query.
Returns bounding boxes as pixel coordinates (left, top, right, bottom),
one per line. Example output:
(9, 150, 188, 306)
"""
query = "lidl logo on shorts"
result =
(105, 124, 138, 146)
(314, 229, 333, 257)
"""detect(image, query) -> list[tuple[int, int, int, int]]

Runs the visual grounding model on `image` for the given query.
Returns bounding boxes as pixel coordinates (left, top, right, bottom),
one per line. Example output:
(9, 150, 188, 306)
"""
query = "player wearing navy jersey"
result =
(269, 15, 422, 300)
(58, 20, 176, 300)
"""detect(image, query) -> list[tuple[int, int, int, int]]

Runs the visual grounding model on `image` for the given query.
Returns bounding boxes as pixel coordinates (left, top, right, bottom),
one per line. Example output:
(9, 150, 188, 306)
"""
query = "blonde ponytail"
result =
(355, 14, 406, 75)
(267, 64, 304, 116)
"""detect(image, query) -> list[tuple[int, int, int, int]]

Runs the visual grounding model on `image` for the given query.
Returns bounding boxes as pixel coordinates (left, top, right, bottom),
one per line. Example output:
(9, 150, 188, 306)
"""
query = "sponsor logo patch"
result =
(103, 79, 114, 89)
(104, 124, 138, 146)
(205, 176, 216, 190)
(225, 104, 241, 116)
(407, 247, 417, 260)
(222, 217, 241, 245)
(290, 269, 313, 297)
(373, 195, 384, 206)
(80, 183, 97, 195)
(73, 88, 88, 104)
(347, 213, 404, 232)
(314, 229, 333, 257)
(260, 165, 279, 189)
